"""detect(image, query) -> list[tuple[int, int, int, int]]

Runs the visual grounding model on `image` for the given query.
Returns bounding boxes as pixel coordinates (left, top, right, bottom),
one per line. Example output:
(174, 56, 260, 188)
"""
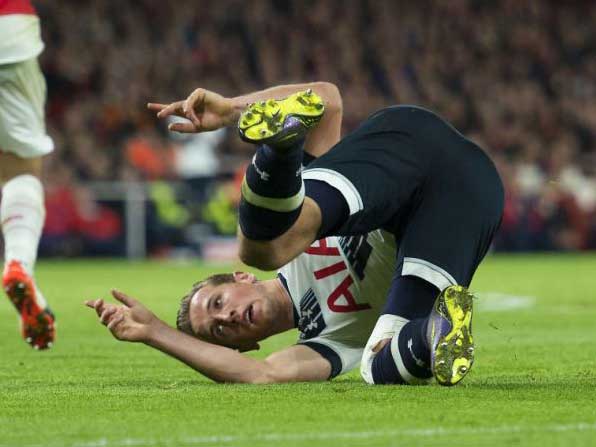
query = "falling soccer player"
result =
(1, 0, 55, 349)
(87, 82, 503, 386)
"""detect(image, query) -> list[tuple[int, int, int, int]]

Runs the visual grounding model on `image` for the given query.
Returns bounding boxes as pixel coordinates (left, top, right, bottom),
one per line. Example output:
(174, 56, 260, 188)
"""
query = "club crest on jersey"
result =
(298, 288, 326, 339)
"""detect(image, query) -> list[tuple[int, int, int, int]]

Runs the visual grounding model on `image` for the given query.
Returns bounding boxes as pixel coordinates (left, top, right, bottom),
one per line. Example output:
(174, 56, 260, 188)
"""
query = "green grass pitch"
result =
(1, 254, 595, 447)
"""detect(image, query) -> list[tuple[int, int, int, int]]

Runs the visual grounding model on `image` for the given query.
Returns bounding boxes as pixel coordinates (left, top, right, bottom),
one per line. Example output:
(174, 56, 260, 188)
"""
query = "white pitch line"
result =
(475, 292, 536, 312)
(5, 421, 593, 447)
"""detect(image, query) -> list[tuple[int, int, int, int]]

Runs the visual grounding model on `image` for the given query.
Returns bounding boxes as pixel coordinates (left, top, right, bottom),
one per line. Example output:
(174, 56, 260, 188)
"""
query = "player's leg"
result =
(0, 58, 55, 349)
(361, 277, 475, 386)
(362, 141, 504, 386)
(238, 89, 325, 240)
(361, 275, 438, 385)
(0, 153, 44, 275)
(236, 90, 343, 269)
(237, 104, 428, 270)
(0, 155, 54, 350)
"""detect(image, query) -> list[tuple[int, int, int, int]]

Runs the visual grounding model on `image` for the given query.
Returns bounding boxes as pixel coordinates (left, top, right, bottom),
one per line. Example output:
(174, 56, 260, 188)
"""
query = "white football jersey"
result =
(278, 230, 396, 377)
(0, 14, 44, 65)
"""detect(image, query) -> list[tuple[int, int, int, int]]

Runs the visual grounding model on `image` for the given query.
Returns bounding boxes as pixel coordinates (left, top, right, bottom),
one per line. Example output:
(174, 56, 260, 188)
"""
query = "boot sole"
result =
(238, 90, 324, 146)
(432, 285, 474, 386)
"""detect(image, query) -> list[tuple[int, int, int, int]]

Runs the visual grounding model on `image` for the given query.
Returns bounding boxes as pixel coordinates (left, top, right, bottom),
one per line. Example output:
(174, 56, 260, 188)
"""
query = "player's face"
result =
(188, 274, 278, 351)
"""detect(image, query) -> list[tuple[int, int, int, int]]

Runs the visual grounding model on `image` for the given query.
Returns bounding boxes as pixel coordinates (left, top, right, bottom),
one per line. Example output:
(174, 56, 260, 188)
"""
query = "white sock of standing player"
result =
(1, 174, 46, 283)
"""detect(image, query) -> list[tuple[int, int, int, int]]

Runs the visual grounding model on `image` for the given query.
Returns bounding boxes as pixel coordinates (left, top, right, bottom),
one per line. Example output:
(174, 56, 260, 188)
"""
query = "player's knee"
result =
(312, 82, 342, 114)
(238, 250, 276, 271)
(238, 239, 283, 271)
(0, 153, 43, 182)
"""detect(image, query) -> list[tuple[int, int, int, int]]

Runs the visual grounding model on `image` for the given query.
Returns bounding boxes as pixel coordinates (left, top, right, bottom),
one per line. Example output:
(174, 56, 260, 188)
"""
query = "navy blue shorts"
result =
(304, 105, 504, 290)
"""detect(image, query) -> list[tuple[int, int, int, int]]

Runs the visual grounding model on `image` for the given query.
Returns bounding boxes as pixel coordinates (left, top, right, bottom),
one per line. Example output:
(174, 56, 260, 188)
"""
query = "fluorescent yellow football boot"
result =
(428, 285, 475, 386)
(238, 89, 325, 149)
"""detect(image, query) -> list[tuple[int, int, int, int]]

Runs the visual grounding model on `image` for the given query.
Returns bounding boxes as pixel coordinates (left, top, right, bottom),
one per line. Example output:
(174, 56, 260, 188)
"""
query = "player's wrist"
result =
(228, 97, 250, 123)
(142, 318, 169, 345)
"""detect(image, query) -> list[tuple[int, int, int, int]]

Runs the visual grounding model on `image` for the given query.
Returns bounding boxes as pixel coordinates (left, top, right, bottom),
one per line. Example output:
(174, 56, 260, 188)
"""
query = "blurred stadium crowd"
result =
(32, 0, 596, 256)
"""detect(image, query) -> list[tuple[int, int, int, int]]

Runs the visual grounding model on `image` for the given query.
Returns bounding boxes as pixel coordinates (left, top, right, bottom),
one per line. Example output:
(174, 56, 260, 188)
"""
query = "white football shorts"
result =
(0, 57, 53, 158)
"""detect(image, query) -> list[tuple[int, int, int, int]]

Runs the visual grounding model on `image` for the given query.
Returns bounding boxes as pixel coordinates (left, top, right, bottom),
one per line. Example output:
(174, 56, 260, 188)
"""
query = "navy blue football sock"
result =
(371, 318, 432, 384)
(382, 275, 439, 319)
(397, 318, 432, 374)
(240, 142, 304, 240)
(371, 339, 405, 384)
(371, 275, 436, 384)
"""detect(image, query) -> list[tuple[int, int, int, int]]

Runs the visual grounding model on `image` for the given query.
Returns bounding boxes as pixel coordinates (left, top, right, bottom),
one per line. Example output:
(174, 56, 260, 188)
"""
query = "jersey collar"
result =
(277, 273, 299, 328)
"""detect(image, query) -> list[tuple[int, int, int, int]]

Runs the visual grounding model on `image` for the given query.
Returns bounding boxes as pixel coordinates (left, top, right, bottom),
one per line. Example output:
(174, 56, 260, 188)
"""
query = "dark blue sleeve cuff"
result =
(300, 341, 343, 379)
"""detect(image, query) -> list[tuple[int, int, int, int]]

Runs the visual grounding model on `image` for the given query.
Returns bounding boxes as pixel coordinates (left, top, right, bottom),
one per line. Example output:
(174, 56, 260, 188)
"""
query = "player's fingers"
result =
(183, 88, 204, 114)
(92, 299, 105, 317)
(187, 109, 201, 127)
(183, 107, 201, 128)
(168, 121, 199, 133)
(147, 103, 167, 111)
(100, 306, 118, 325)
(184, 89, 204, 127)
(156, 101, 184, 119)
(84, 299, 98, 309)
(111, 289, 139, 307)
(107, 313, 125, 331)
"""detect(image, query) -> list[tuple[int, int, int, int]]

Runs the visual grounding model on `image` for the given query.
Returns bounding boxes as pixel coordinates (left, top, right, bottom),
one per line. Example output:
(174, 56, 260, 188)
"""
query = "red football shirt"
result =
(0, 0, 36, 15)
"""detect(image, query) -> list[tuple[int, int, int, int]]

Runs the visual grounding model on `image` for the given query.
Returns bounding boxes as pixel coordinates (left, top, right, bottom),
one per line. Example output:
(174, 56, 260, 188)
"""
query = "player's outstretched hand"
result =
(147, 88, 236, 134)
(85, 289, 162, 343)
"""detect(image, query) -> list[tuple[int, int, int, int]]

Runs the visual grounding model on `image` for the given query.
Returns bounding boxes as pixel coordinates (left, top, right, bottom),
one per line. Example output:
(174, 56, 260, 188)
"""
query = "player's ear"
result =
(233, 271, 257, 284)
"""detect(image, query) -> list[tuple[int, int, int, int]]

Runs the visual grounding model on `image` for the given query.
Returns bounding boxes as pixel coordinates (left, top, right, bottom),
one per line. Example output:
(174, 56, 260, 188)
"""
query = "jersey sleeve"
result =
(298, 337, 363, 379)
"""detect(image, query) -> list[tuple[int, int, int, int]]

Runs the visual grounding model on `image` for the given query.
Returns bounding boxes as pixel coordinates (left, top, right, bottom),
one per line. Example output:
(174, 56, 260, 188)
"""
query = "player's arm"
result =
(148, 82, 342, 157)
(85, 290, 331, 383)
(146, 324, 331, 383)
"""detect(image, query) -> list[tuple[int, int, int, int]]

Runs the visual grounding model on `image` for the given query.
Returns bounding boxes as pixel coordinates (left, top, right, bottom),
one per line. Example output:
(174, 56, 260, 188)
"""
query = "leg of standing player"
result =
(0, 57, 55, 350)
